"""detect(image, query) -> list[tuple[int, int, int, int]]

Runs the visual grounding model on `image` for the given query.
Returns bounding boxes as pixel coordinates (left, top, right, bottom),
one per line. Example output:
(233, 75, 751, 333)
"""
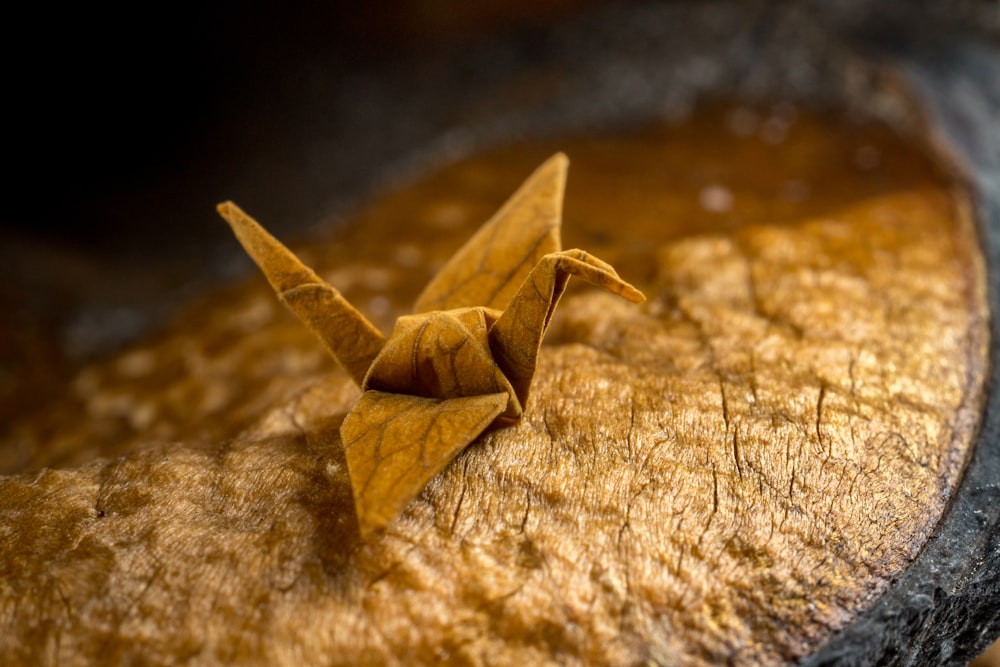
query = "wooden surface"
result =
(0, 106, 988, 664)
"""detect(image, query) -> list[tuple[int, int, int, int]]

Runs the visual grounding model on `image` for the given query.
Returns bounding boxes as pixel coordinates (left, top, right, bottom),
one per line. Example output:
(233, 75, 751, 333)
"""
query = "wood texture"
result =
(0, 107, 988, 665)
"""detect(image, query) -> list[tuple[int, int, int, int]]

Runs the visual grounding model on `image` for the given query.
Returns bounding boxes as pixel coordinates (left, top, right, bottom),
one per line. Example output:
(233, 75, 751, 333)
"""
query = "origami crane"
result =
(218, 154, 645, 538)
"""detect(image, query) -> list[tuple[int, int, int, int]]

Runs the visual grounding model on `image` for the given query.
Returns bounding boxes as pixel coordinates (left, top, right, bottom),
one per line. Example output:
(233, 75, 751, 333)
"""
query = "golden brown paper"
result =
(218, 154, 644, 537)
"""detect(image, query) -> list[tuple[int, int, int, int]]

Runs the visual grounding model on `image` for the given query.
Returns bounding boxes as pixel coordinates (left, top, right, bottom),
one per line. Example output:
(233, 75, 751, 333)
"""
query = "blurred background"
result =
(3, 2, 606, 251)
(2, 0, 996, 362)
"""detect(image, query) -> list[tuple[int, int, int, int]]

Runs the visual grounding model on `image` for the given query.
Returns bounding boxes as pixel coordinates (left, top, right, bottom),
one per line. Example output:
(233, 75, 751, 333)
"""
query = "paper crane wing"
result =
(412, 153, 566, 314)
(341, 390, 509, 538)
(218, 202, 386, 387)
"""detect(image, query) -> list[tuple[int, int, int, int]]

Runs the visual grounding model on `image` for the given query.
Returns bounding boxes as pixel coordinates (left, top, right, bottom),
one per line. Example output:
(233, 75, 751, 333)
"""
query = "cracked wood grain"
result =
(0, 107, 988, 666)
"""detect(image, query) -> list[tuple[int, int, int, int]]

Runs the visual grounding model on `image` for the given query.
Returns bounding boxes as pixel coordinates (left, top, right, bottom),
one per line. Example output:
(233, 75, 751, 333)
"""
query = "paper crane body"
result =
(218, 154, 645, 538)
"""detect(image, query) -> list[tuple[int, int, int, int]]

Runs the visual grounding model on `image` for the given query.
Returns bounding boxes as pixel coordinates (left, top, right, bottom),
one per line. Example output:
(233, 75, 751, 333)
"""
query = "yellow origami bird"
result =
(218, 154, 645, 538)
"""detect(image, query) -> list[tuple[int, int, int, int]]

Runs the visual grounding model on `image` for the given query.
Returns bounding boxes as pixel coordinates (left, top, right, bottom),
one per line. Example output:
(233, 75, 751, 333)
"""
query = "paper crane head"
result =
(218, 154, 644, 538)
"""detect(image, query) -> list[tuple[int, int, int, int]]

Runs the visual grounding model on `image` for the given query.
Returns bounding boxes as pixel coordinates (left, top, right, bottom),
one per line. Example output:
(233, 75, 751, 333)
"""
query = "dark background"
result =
(1, 2, 595, 252)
